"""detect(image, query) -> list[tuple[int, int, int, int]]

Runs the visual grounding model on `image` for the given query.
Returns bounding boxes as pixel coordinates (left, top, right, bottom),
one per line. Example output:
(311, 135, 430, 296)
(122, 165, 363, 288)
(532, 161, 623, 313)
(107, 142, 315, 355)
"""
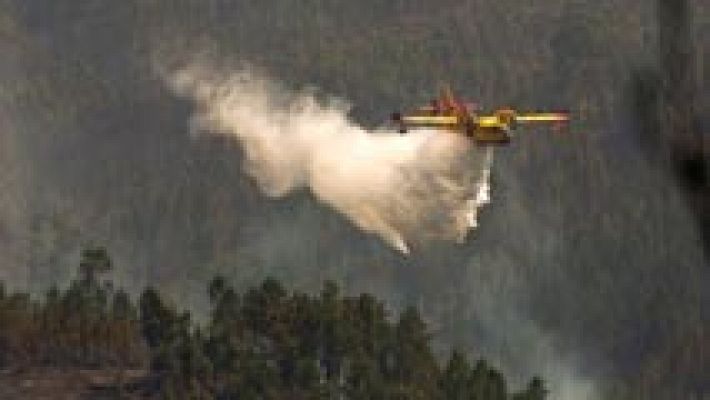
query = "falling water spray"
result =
(167, 63, 493, 253)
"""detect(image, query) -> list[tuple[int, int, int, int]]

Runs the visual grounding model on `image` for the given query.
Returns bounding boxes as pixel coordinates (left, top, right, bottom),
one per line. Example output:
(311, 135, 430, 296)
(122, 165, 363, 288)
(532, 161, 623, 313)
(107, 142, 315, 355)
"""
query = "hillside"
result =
(0, 1, 707, 398)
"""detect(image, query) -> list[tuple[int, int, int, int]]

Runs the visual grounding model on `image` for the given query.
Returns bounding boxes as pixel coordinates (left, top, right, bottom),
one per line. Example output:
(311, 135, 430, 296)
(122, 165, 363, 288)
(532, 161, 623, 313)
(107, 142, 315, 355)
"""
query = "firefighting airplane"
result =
(391, 87, 569, 145)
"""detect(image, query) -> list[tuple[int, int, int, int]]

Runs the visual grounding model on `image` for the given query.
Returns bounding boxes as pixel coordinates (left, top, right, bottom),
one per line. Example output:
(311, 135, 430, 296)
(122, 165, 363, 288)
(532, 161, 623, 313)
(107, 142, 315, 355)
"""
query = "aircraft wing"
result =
(401, 115, 460, 126)
(515, 113, 569, 123)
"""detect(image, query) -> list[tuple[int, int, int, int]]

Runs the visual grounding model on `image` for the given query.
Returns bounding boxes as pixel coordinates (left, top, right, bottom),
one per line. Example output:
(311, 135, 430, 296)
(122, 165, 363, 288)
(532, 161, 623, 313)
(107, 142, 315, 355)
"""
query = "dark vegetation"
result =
(0, 247, 145, 371)
(0, 248, 548, 399)
(630, 0, 709, 255)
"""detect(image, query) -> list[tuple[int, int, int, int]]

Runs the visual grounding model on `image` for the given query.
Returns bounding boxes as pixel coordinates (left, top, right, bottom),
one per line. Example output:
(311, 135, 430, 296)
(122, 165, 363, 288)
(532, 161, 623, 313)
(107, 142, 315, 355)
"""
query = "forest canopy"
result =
(0, 247, 548, 399)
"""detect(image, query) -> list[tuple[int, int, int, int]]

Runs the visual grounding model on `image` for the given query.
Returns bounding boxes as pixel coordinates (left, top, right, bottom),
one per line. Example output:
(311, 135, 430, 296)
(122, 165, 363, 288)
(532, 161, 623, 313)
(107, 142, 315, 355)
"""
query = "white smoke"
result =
(167, 63, 493, 254)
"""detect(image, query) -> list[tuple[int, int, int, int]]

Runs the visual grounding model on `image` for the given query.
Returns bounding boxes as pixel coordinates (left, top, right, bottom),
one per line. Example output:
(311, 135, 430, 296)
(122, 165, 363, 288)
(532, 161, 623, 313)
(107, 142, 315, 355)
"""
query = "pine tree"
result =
(391, 306, 440, 399)
(440, 350, 471, 400)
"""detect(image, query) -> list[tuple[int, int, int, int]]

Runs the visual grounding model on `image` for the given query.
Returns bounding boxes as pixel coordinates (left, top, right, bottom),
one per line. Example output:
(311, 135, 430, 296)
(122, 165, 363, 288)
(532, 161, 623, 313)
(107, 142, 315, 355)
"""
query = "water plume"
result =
(167, 63, 493, 254)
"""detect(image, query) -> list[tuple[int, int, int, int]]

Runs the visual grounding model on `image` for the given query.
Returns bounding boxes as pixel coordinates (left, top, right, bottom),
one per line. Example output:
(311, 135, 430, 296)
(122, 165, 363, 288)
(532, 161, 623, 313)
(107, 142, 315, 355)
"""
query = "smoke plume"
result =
(167, 63, 493, 254)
